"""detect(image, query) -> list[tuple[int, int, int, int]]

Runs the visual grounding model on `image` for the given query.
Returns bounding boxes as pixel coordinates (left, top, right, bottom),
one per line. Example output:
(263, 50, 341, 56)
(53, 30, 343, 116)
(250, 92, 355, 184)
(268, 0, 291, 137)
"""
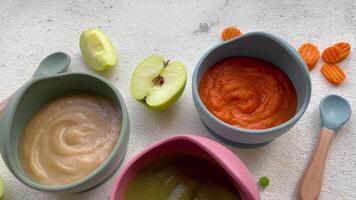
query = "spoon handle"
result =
(0, 96, 10, 113)
(298, 128, 335, 200)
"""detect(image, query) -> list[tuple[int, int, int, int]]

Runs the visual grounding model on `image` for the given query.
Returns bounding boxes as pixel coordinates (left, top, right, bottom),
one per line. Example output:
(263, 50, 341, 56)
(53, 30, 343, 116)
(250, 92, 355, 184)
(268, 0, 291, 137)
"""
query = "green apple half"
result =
(130, 55, 187, 110)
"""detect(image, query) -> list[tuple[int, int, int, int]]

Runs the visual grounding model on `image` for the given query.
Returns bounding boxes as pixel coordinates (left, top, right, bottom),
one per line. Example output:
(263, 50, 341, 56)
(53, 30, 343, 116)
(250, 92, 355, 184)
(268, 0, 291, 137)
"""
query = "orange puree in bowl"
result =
(198, 57, 297, 130)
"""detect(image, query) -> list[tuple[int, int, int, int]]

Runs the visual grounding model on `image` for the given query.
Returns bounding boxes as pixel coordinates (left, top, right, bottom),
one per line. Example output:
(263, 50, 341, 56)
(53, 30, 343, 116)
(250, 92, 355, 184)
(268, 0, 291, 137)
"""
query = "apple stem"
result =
(164, 60, 170, 67)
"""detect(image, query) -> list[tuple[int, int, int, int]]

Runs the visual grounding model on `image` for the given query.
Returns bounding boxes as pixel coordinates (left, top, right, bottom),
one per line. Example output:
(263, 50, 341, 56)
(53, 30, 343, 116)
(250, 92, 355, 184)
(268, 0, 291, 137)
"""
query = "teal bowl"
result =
(0, 73, 130, 193)
(192, 32, 311, 146)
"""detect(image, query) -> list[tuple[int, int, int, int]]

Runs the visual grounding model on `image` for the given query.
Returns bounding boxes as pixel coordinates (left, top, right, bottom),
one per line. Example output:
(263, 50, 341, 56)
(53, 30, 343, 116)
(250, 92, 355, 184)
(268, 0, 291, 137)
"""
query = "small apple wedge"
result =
(130, 55, 187, 110)
(80, 28, 118, 71)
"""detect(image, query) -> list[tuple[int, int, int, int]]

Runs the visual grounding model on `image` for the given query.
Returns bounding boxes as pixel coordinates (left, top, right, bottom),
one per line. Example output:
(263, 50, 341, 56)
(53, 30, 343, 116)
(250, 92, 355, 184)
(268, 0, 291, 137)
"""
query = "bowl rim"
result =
(192, 31, 311, 135)
(4, 72, 129, 192)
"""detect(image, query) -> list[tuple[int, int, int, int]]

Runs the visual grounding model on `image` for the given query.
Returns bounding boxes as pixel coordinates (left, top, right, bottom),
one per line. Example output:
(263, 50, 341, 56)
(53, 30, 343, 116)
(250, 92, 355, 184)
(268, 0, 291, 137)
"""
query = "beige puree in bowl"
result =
(19, 94, 121, 186)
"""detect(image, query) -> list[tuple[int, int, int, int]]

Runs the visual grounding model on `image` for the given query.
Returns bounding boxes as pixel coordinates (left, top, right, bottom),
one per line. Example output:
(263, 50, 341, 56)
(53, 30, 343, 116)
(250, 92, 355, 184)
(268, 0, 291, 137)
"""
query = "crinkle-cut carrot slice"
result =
(322, 46, 343, 63)
(321, 63, 346, 84)
(335, 42, 351, 60)
(298, 43, 320, 71)
(221, 27, 242, 41)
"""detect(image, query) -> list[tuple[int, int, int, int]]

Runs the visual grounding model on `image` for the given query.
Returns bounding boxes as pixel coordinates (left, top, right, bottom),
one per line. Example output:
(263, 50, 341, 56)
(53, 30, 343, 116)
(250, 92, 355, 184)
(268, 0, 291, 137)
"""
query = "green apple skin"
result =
(0, 176, 3, 200)
(79, 28, 118, 71)
(130, 55, 187, 111)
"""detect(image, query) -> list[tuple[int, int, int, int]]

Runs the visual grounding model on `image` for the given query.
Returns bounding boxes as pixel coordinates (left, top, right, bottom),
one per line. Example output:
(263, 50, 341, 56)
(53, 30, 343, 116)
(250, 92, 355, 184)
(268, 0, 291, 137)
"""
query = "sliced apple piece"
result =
(79, 28, 118, 71)
(130, 55, 187, 110)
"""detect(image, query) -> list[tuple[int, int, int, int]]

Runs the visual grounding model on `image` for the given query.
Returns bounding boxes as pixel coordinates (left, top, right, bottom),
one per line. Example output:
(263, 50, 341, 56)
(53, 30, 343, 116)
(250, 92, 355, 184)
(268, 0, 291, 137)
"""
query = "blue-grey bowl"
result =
(192, 32, 311, 146)
(0, 73, 130, 193)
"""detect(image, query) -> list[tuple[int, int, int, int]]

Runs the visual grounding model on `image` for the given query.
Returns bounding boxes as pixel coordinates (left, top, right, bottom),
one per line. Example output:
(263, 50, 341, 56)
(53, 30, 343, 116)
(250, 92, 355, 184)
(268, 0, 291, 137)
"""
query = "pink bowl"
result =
(110, 134, 260, 200)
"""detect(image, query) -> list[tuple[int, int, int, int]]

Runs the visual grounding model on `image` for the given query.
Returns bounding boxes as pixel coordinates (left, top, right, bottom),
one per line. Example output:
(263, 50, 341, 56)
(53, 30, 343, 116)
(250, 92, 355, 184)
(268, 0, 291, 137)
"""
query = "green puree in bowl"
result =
(124, 155, 242, 200)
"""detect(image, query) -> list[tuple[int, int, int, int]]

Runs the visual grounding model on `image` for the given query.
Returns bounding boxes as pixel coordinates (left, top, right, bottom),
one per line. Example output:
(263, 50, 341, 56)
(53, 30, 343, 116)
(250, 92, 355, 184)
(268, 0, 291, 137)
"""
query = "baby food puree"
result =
(124, 155, 242, 200)
(19, 94, 122, 186)
(199, 57, 297, 129)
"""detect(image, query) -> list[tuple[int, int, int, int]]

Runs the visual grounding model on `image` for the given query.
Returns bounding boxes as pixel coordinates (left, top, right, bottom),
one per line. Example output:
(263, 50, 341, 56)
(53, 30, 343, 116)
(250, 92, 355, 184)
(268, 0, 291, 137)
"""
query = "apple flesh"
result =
(130, 55, 187, 110)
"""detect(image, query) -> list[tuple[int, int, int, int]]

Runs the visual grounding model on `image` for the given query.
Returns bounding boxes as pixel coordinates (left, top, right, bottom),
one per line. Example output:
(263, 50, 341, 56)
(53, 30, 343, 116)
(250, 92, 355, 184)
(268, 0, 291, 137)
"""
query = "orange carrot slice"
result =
(322, 46, 343, 63)
(321, 63, 346, 84)
(335, 42, 351, 60)
(298, 43, 320, 71)
(221, 27, 242, 41)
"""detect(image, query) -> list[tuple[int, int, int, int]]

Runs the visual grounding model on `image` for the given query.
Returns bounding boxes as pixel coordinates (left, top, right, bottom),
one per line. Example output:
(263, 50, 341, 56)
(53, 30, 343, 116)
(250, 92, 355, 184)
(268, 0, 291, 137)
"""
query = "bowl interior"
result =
(7, 73, 126, 190)
(112, 139, 247, 200)
(195, 32, 311, 115)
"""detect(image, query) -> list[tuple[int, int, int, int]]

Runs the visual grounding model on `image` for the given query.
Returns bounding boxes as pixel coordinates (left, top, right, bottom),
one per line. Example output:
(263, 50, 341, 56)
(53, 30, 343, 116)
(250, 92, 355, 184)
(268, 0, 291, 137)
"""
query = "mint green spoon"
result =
(0, 52, 71, 112)
(32, 52, 70, 77)
(299, 95, 351, 200)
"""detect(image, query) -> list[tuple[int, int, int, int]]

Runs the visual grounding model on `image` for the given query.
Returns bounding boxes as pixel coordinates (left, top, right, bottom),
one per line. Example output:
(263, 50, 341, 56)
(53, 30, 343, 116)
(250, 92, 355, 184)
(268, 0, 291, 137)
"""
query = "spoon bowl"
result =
(33, 52, 71, 77)
(320, 95, 352, 131)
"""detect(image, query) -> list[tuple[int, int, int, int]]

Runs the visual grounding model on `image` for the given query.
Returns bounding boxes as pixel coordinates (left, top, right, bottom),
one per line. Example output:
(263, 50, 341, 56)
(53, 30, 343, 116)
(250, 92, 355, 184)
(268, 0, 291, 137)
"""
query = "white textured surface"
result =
(0, 0, 356, 199)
